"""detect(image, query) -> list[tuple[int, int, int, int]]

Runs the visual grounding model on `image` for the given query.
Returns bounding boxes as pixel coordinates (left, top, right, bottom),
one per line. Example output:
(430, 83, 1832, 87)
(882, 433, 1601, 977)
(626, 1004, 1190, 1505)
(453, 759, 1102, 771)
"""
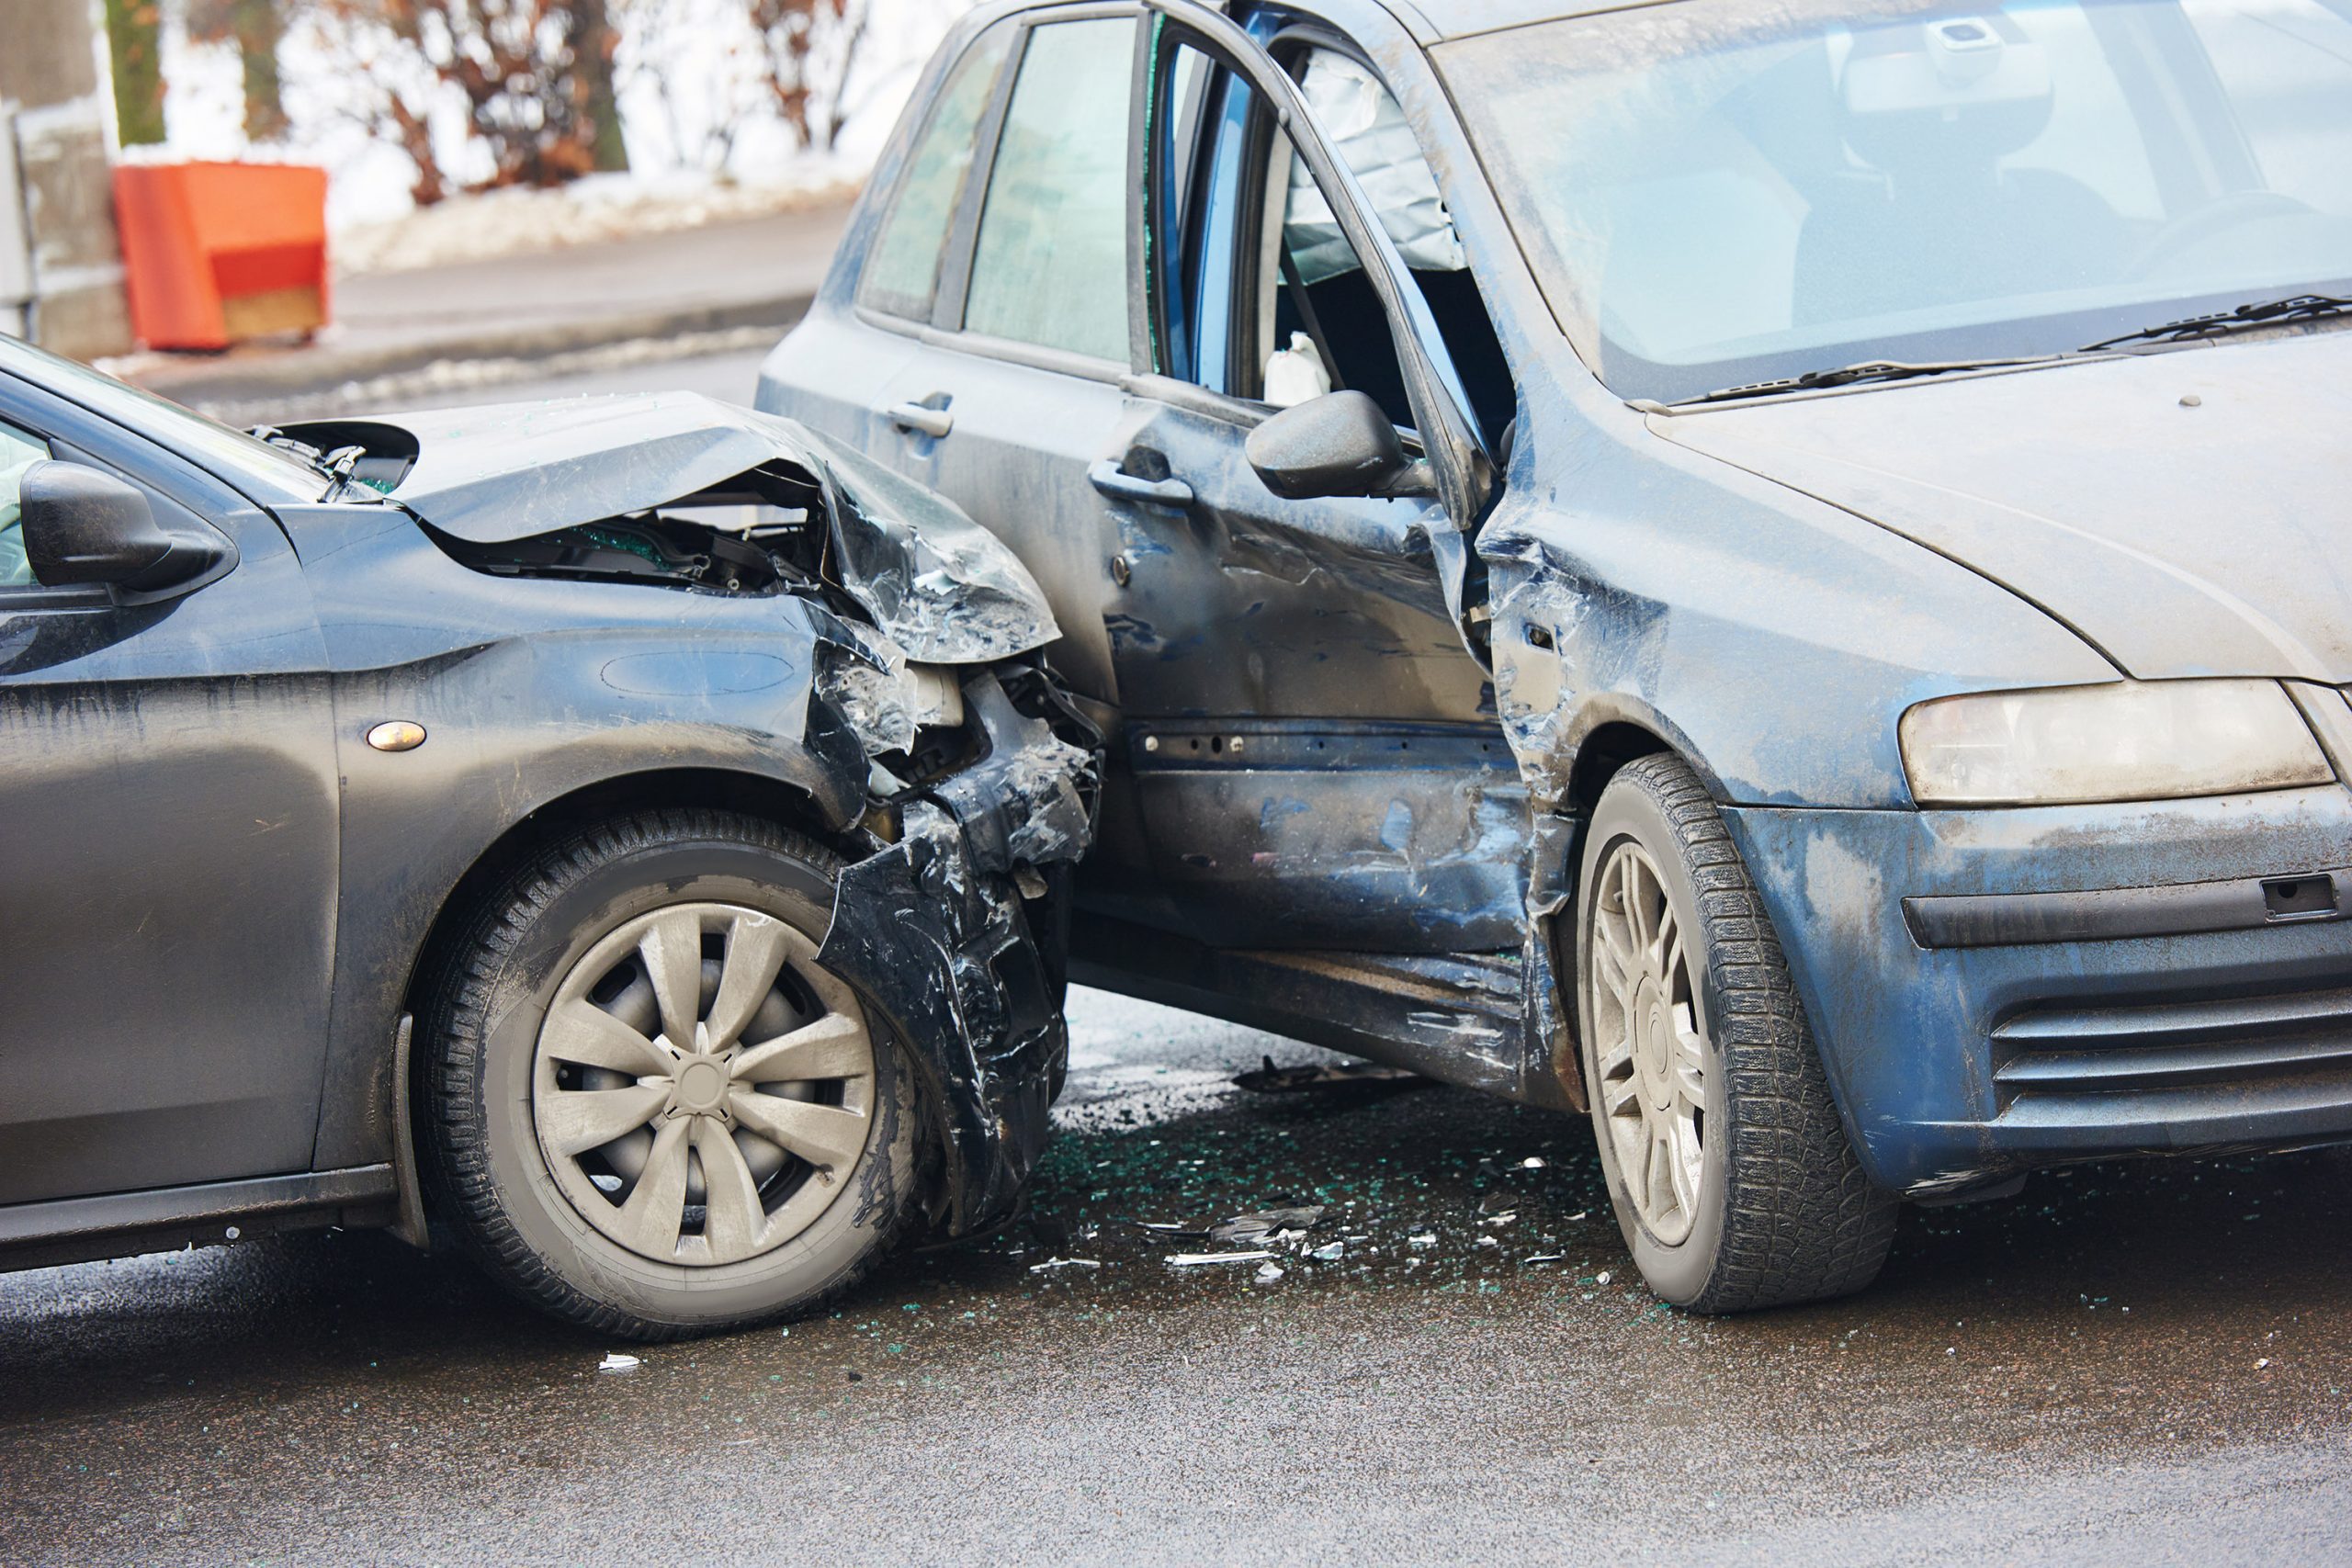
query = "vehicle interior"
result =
(1164, 30, 1518, 452)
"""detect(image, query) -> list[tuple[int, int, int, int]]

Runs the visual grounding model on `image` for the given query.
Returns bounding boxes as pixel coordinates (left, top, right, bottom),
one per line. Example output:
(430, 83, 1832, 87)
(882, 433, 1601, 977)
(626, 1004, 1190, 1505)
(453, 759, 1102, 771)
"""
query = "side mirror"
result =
(21, 461, 220, 592)
(1244, 389, 1435, 502)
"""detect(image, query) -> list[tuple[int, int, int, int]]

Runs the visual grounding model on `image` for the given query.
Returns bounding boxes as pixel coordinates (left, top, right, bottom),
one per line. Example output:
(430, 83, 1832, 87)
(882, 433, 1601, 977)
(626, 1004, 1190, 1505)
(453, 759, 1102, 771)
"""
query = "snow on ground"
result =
(137, 0, 972, 267)
(329, 166, 863, 275)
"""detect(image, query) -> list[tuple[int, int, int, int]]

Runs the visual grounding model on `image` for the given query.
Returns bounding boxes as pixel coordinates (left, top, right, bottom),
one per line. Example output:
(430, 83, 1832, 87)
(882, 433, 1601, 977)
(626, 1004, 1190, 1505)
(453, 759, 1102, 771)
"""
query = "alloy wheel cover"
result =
(530, 901, 876, 1267)
(1589, 841, 1710, 1246)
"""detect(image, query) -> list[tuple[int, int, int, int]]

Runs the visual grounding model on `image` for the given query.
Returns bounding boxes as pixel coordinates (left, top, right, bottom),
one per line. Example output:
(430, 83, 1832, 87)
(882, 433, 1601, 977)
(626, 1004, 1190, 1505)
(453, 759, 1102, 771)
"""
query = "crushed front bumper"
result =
(814, 668, 1101, 1234)
(1723, 785, 2352, 1199)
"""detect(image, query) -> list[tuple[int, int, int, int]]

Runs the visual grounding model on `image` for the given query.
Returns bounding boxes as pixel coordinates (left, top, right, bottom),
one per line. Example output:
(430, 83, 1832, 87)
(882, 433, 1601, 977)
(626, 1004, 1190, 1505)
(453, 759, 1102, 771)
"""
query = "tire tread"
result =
(1610, 755, 1897, 1312)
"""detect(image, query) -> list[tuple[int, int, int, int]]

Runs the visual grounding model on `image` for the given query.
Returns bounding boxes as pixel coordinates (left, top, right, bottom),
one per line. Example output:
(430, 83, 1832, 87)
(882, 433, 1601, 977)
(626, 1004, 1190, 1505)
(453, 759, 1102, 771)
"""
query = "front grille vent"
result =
(1994, 987, 2352, 1110)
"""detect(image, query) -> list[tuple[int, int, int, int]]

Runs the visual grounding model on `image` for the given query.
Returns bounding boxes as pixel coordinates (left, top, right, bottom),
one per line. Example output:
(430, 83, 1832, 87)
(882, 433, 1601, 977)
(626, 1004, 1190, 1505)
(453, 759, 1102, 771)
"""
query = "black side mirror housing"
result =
(21, 461, 222, 592)
(1244, 389, 1435, 502)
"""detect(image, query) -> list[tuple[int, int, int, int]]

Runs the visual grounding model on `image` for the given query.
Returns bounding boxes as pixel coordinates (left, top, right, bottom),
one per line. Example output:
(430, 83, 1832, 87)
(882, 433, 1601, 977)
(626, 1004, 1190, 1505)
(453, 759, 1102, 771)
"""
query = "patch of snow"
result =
(331, 168, 861, 275)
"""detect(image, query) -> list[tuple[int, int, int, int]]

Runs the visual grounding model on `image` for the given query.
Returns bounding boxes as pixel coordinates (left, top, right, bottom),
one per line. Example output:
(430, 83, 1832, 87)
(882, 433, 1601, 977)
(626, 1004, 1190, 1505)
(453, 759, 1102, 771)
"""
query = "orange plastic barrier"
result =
(114, 163, 330, 350)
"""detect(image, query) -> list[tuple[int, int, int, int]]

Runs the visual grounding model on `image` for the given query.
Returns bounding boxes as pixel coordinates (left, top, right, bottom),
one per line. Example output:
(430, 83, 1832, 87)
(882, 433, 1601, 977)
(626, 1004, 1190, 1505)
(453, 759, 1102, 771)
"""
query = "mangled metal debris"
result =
(273, 392, 1104, 1247)
(1233, 1056, 1425, 1095)
(1137, 1204, 1329, 1250)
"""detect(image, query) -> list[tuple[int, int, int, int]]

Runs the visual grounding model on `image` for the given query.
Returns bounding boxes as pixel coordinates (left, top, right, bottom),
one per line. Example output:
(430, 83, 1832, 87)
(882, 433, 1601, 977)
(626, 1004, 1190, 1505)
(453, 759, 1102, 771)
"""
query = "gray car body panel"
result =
(1647, 333, 2352, 684)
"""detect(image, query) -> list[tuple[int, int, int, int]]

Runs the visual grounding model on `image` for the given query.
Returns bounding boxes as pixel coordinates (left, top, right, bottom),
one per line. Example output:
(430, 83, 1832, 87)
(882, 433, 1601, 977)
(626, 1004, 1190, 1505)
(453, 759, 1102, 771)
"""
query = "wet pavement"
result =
(3, 987, 2348, 1565)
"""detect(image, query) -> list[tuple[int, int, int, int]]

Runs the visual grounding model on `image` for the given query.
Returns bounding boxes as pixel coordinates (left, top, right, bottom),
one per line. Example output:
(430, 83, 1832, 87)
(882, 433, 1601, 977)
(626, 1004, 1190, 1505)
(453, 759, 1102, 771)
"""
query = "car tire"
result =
(1574, 754, 1896, 1312)
(419, 808, 923, 1340)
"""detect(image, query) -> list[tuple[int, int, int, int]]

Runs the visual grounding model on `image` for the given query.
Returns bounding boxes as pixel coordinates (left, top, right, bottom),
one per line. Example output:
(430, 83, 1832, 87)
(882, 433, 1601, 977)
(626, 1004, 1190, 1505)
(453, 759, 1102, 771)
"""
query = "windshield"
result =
(1, 338, 328, 502)
(1435, 0, 2352, 402)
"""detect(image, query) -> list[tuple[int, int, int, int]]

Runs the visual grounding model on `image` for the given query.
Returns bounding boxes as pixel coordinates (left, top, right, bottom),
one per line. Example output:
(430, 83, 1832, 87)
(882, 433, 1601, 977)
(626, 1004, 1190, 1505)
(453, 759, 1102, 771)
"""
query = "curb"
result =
(126, 291, 818, 404)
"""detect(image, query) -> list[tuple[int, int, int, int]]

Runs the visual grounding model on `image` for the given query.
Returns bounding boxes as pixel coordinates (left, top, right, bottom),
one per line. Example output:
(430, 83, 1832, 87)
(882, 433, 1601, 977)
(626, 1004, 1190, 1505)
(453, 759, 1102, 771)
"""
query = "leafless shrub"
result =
(302, 0, 624, 199)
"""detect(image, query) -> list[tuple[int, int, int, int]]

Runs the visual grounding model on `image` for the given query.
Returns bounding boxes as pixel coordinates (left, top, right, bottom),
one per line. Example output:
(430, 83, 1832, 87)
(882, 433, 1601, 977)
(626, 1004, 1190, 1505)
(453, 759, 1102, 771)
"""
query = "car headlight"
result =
(1898, 680, 2335, 807)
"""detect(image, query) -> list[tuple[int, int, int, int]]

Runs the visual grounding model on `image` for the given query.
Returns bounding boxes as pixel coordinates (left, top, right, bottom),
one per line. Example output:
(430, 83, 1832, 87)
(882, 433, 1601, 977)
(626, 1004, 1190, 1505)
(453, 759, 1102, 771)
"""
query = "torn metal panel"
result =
(1521, 810, 1582, 1112)
(278, 391, 1059, 665)
(816, 670, 1102, 1233)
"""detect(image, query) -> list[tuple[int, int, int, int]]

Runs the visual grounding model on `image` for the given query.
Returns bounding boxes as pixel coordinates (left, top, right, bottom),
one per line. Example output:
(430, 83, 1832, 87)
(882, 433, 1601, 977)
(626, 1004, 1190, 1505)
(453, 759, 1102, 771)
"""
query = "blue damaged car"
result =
(756, 0, 2352, 1309)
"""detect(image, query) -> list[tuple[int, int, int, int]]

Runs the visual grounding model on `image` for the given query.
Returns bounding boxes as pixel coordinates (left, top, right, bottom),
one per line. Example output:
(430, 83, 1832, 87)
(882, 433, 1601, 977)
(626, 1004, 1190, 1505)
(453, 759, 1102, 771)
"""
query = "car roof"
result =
(972, 0, 1667, 50)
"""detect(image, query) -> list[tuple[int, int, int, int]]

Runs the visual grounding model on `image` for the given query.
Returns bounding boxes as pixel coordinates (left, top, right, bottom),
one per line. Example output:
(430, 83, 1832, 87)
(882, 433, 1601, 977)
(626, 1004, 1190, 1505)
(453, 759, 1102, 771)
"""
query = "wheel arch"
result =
(373, 766, 861, 1240)
(400, 768, 854, 1007)
(1536, 714, 1720, 1117)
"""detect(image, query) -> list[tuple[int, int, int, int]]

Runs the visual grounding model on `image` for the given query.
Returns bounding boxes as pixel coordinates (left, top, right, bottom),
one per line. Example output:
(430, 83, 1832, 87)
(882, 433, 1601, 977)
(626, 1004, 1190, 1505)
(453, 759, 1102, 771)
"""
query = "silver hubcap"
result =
(1590, 841, 1708, 1245)
(531, 902, 876, 1267)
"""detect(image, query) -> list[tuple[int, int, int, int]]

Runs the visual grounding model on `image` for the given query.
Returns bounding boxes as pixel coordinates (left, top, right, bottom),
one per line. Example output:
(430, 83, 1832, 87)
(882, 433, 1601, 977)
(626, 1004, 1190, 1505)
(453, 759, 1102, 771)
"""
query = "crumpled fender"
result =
(814, 670, 1101, 1234)
(282, 391, 1058, 664)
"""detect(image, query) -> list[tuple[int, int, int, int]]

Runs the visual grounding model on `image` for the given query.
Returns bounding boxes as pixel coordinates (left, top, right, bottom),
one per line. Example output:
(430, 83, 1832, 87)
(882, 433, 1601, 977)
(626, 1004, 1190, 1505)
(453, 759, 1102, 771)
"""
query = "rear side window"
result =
(859, 24, 1016, 321)
(962, 16, 1138, 363)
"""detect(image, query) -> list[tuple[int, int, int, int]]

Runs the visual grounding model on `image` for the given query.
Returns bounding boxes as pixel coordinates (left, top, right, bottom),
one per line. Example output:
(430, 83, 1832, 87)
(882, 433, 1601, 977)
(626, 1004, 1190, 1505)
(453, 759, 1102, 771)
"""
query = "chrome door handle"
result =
(886, 400, 954, 437)
(1088, 460, 1193, 508)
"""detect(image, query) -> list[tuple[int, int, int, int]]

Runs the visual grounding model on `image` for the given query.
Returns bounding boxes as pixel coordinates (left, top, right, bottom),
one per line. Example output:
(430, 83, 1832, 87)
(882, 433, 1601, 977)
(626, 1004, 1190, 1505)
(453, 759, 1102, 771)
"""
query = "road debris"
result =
(1523, 1254, 1566, 1265)
(1167, 1250, 1277, 1267)
(1028, 1258, 1103, 1273)
(1214, 1206, 1327, 1246)
(1137, 1204, 1328, 1248)
(1481, 1211, 1518, 1226)
(1255, 1262, 1286, 1284)
(1521, 1156, 1548, 1169)
(597, 1353, 640, 1373)
(1409, 1233, 1437, 1249)
(1234, 1055, 1424, 1094)
(1307, 1241, 1345, 1261)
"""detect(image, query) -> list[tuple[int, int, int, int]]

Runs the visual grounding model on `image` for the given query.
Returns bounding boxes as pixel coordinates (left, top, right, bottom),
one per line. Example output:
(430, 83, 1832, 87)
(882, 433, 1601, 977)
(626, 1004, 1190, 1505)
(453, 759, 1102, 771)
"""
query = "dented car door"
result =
(1100, 32, 1524, 952)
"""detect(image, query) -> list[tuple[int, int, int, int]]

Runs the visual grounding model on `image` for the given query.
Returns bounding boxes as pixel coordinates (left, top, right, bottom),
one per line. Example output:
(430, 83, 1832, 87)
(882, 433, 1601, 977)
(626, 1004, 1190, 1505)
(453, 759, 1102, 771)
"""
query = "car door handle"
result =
(885, 400, 955, 438)
(1088, 460, 1193, 508)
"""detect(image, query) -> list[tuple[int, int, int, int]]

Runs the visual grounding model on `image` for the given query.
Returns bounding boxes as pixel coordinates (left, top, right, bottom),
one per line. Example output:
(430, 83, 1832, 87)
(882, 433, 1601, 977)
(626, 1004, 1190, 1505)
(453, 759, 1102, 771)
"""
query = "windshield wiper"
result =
(250, 423, 368, 500)
(2081, 293, 2352, 352)
(1660, 354, 2073, 408)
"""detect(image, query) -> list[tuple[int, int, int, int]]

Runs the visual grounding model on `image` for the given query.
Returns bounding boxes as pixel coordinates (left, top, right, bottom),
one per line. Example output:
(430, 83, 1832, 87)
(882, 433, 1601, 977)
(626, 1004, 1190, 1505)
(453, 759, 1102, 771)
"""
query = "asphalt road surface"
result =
(3, 350, 2346, 1565)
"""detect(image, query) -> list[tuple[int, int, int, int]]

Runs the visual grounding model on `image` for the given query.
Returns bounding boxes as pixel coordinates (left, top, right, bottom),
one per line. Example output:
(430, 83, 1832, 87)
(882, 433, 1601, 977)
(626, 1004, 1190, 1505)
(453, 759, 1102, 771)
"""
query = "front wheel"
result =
(420, 809, 923, 1340)
(1575, 754, 1895, 1312)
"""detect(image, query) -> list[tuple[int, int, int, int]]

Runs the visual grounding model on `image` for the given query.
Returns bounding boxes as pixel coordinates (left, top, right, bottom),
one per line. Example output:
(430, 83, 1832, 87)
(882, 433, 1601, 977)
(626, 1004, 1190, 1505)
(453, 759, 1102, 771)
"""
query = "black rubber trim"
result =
(1904, 867, 2349, 949)
(0, 1166, 397, 1271)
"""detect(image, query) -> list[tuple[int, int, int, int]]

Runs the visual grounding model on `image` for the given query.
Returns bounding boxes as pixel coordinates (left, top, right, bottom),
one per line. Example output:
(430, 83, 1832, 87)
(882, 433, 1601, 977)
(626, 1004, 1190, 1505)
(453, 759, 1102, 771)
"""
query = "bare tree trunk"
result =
(231, 0, 288, 141)
(818, 0, 868, 152)
(571, 0, 630, 173)
(104, 0, 167, 146)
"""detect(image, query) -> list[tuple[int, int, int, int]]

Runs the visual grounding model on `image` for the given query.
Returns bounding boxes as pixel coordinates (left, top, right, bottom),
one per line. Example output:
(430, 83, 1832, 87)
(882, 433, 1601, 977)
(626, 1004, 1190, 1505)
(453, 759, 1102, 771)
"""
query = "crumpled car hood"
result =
(352, 391, 1058, 664)
(1649, 332, 2352, 682)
